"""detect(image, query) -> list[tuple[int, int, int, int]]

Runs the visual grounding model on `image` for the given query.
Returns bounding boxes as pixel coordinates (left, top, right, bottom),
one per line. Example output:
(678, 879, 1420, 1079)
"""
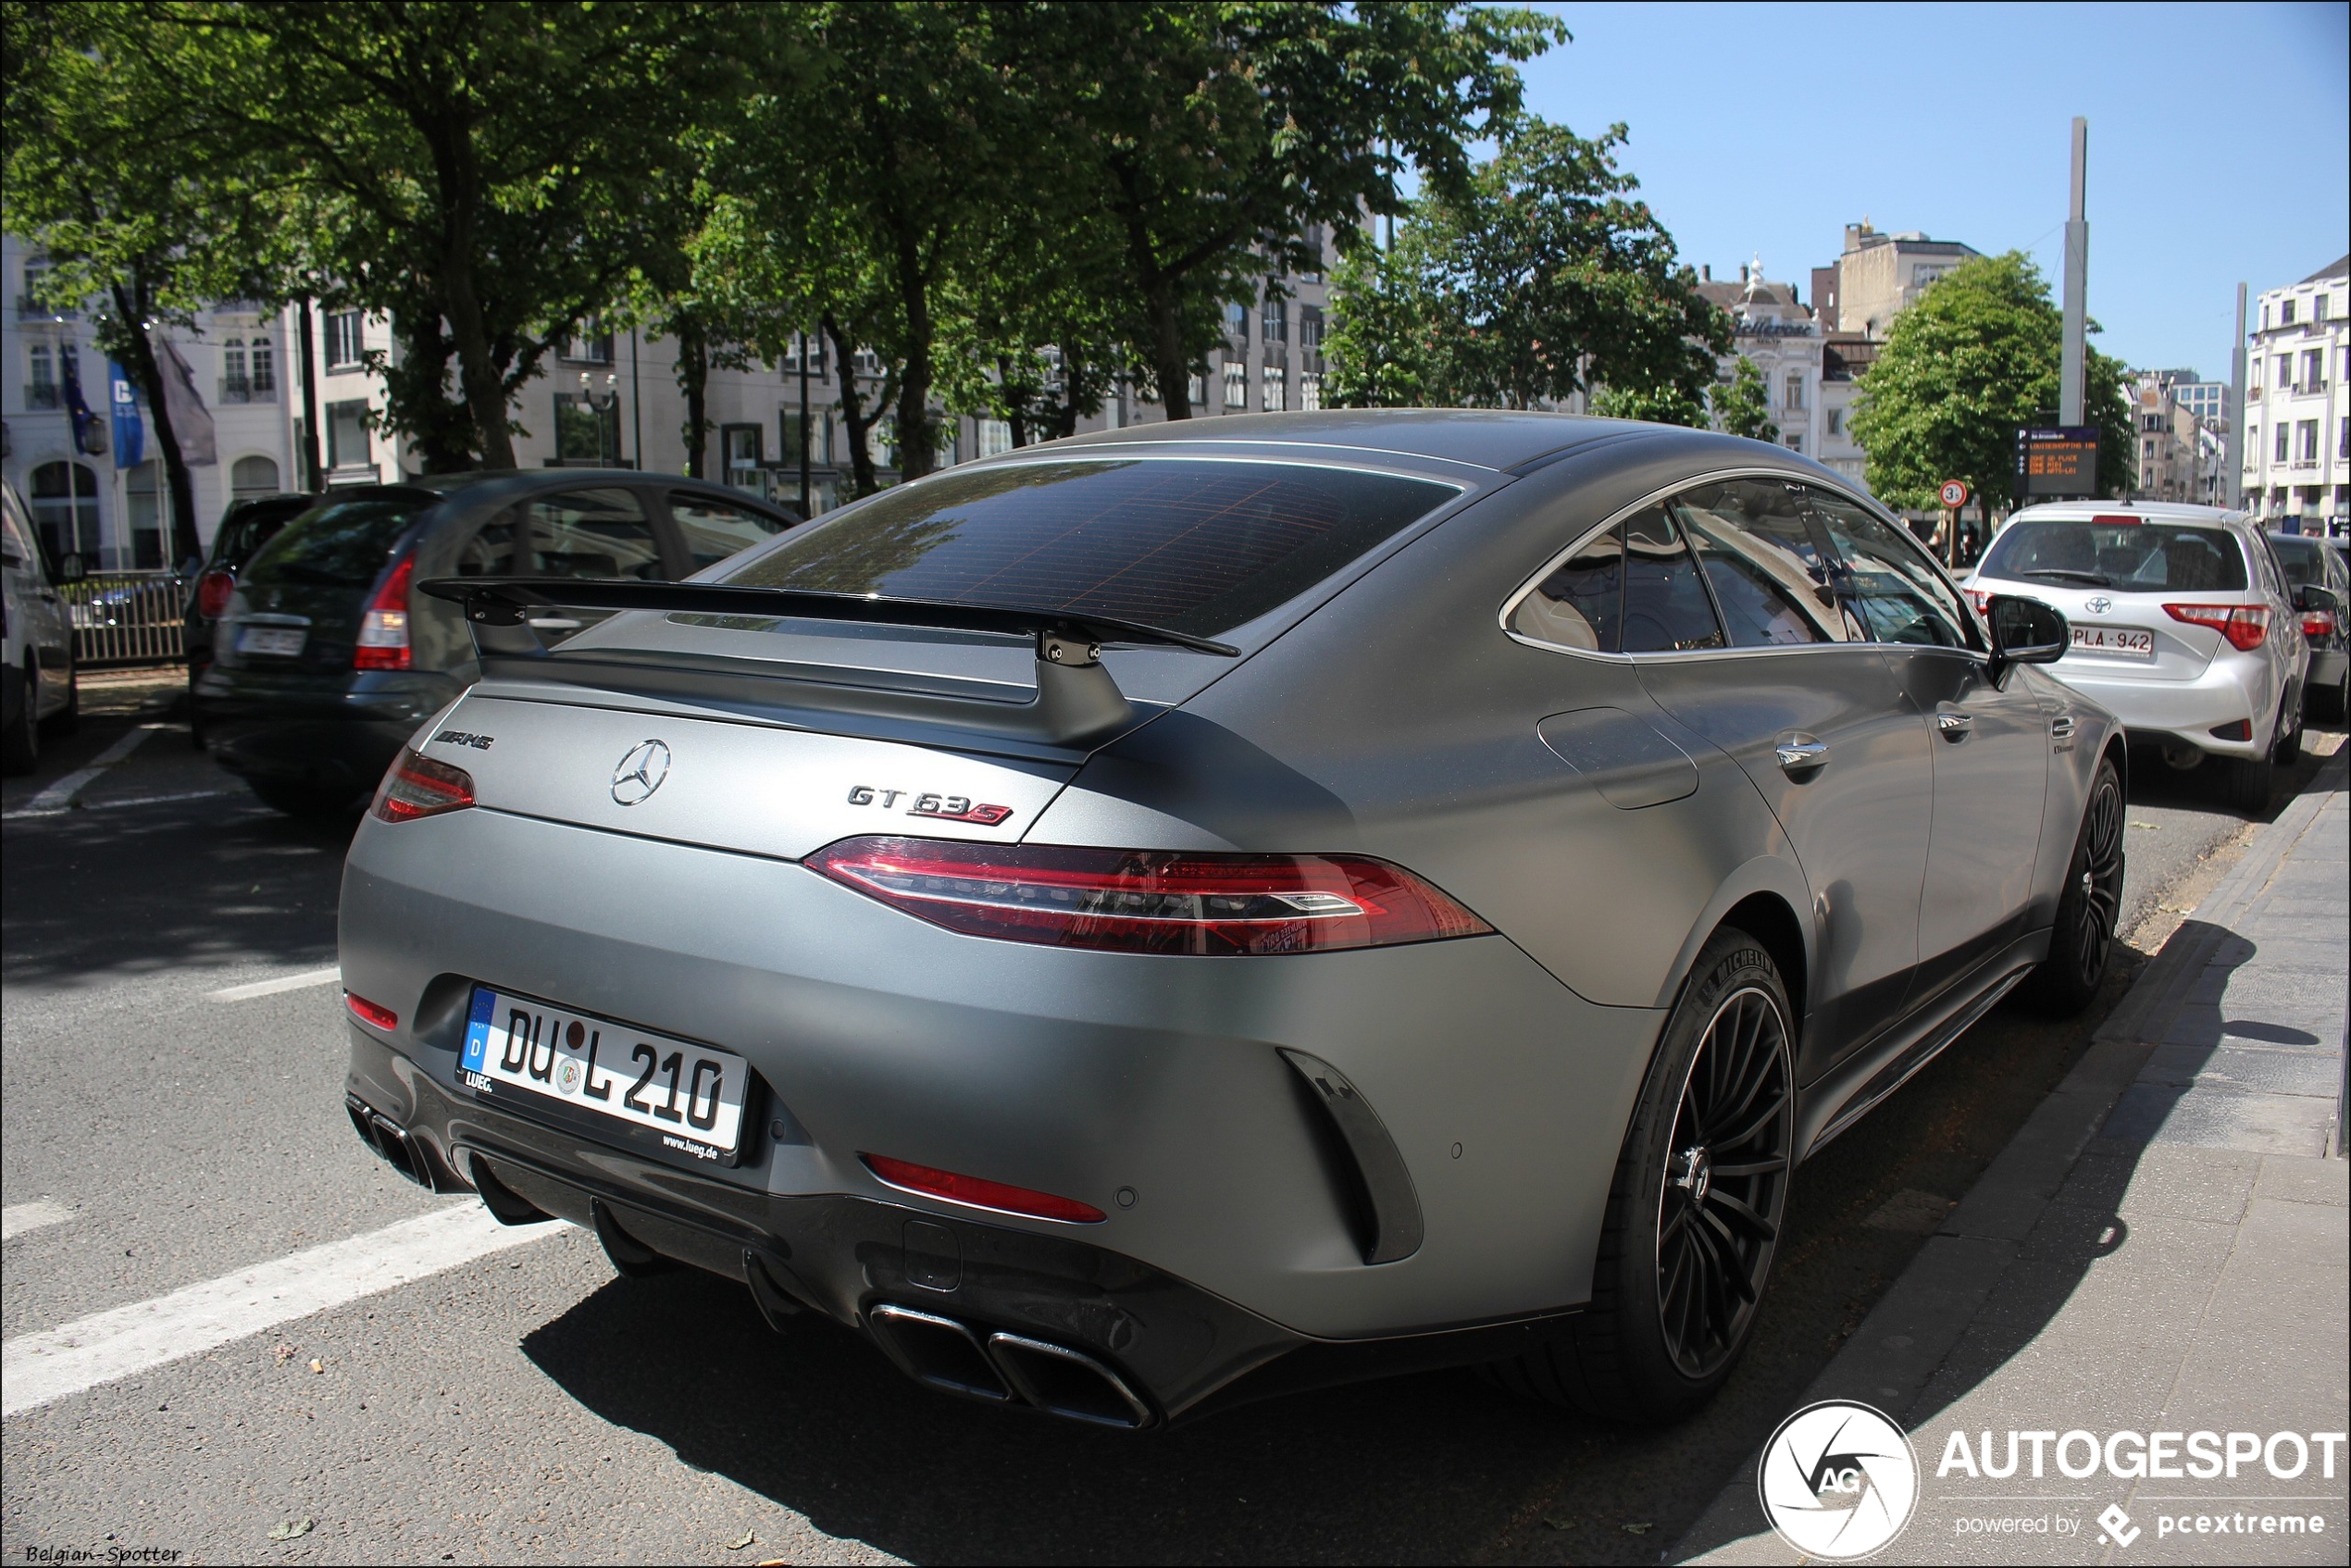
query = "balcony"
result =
(15, 294, 76, 321)
(218, 379, 279, 405)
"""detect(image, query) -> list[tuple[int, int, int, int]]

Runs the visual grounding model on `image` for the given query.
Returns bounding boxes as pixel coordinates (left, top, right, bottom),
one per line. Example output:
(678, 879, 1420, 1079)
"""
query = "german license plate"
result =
(236, 624, 307, 657)
(459, 987, 750, 1164)
(2070, 626, 2153, 659)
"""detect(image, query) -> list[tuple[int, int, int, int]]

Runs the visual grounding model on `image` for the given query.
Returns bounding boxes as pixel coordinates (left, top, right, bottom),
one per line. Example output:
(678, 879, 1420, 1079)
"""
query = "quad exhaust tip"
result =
(345, 1093, 431, 1188)
(866, 1303, 1154, 1429)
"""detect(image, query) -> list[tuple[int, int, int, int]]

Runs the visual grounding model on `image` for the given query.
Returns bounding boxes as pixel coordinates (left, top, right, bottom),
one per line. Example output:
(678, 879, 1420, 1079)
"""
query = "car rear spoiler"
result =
(417, 577, 1238, 748)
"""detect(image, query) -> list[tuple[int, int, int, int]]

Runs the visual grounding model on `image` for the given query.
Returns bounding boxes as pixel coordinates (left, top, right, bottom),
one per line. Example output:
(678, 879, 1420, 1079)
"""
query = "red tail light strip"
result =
(804, 836, 1493, 956)
(355, 554, 416, 670)
(345, 992, 398, 1030)
(2163, 603, 2270, 653)
(862, 1153, 1105, 1224)
(370, 747, 476, 823)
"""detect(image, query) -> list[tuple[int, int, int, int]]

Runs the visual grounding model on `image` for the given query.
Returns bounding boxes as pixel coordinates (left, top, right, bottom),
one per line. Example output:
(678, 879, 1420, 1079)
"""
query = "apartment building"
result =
(1696, 261, 1826, 462)
(2242, 255, 2348, 536)
(2127, 368, 2224, 505)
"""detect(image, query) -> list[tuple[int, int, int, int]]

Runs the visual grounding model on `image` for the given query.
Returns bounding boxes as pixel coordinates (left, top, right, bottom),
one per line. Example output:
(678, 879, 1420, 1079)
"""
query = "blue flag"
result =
(108, 362, 145, 469)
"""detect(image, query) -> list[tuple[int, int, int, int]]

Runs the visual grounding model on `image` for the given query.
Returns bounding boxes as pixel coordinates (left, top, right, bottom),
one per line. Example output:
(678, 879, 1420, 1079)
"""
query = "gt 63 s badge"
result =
(847, 785, 1013, 827)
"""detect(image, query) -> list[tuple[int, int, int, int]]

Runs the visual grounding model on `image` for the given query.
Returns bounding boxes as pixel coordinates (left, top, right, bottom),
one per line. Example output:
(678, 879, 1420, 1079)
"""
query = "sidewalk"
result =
(1679, 748, 2349, 1566)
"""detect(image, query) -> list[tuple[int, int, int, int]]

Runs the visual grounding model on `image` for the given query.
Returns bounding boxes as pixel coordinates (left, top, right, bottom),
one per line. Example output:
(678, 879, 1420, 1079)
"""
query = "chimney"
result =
(1701, 264, 1711, 281)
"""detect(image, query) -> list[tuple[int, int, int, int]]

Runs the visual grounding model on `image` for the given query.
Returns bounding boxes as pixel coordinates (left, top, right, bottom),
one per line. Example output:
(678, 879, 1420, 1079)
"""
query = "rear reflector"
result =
(355, 554, 415, 671)
(804, 836, 1494, 956)
(345, 992, 398, 1029)
(195, 569, 235, 620)
(2164, 602, 2270, 653)
(370, 746, 476, 823)
(862, 1154, 1105, 1224)
(2209, 719, 2253, 741)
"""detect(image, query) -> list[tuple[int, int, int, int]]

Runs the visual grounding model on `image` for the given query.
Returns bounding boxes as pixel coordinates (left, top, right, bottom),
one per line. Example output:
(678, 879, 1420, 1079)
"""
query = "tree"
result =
(1325, 118, 1728, 415)
(1709, 355, 1778, 442)
(1849, 251, 2134, 535)
(2, 1, 288, 562)
(1026, 1, 1564, 418)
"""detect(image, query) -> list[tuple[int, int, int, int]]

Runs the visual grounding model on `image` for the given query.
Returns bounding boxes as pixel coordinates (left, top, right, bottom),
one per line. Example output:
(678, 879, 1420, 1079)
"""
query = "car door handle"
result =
(1774, 739, 1829, 773)
(1935, 711, 1974, 740)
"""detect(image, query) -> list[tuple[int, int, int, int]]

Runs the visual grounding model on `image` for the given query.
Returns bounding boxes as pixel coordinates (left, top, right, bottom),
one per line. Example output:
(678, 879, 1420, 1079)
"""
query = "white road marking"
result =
(2, 1201, 73, 1241)
(1, 1202, 557, 1417)
(7, 725, 164, 816)
(209, 966, 343, 1002)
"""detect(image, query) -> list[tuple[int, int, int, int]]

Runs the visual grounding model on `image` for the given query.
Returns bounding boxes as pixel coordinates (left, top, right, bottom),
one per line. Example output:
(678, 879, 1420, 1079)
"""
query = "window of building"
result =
(327, 399, 373, 471)
(1225, 301, 1250, 347)
(223, 338, 247, 396)
(1299, 370, 1323, 411)
(721, 423, 764, 491)
(2281, 299, 2296, 326)
(2304, 349, 2325, 388)
(779, 408, 831, 467)
(1223, 359, 1247, 409)
(2275, 423, 2291, 463)
(561, 325, 614, 365)
(1262, 364, 1287, 412)
(324, 310, 364, 370)
(1783, 373, 1805, 411)
(1300, 226, 1325, 281)
(2298, 420, 2320, 462)
(1300, 306, 1324, 371)
(250, 335, 275, 396)
(1187, 373, 1205, 409)
(2340, 416, 2348, 459)
(781, 332, 827, 376)
(977, 418, 1013, 458)
(2246, 427, 2258, 467)
(2317, 293, 2331, 323)
(2277, 355, 2293, 386)
(1263, 296, 1287, 344)
(231, 454, 280, 501)
(1783, 433, 1803, 454)
(27, 342, 58, 409)
(1825, 406, 1843, 436)
(29, 459, 102, 564)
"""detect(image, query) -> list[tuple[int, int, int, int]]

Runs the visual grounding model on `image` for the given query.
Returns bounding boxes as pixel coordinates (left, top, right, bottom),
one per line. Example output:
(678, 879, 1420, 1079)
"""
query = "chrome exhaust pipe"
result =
(345, 1093, 430, 1188)
(986, 1331, 1154, 1429)
(866, 1304, 1013, 1403)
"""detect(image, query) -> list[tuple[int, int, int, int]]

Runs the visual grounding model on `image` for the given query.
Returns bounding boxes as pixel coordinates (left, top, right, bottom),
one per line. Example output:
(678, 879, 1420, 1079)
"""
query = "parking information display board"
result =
(2015, 426, 2099, 498)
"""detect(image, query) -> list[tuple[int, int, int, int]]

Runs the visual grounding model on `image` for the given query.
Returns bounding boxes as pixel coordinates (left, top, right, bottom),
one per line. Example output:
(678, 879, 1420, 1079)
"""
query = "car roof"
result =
(2006, 501, 2252, 527)
(1036, 408, 1671, 473)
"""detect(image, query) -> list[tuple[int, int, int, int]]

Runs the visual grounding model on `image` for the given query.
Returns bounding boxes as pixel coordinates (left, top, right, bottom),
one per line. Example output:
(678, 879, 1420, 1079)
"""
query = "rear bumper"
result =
(195, 666, 457, 789)
(339, 806, 1661, 1369)
(2048, 651, 2276, 757)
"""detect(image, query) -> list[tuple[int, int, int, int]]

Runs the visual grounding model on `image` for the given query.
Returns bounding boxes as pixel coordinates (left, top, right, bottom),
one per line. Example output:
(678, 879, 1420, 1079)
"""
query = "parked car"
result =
(2269, 530, 2351, 720)
(185, 492, 320, 746)
(339, 412, 2124, 1431)
(197, 469, 800, 817)
(2, 477, 78, 774)
(1970, 501, 2308, 814)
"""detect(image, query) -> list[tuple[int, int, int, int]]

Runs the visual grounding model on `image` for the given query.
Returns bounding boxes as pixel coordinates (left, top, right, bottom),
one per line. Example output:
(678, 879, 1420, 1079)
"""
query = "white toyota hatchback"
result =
(1972, 502, 2307, 813)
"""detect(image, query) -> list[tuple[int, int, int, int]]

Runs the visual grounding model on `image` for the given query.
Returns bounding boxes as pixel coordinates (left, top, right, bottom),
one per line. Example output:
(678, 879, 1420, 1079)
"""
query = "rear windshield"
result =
(1981, 518, 2246, 593)
(242, 494, 434, 589)
(719, 458, 1458, 639)
(2267, 536, 2328, 589)
(214, 501, 310, 571)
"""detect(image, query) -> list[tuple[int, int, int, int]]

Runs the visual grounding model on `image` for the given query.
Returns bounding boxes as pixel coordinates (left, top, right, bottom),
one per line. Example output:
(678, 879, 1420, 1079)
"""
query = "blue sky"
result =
(1502, 1, 2350, 380)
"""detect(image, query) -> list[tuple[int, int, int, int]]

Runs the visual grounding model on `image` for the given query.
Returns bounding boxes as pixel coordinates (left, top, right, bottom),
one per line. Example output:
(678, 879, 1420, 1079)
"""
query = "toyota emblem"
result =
(611, 740, 671, 806)
(2083, 595, 2113, 616)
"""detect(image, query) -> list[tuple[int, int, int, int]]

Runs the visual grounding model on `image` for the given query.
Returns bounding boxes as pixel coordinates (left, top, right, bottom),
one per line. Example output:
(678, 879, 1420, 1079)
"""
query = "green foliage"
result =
(1849, 251, 2134, 514)
(1710, 355, 1778, 442)
(1325, 118, 1726, 416)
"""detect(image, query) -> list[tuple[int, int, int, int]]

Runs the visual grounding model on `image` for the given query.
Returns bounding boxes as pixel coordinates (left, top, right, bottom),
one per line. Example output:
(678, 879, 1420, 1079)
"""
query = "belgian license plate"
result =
(236, 624, 306, 657)
(2071, 626, 2153, 659)
(459, 987, 750, 1164)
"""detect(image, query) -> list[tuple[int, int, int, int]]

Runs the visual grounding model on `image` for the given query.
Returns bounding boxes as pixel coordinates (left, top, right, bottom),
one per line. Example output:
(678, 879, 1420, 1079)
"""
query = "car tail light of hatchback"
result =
(370, 746, 475, 823)
(2164, 603, 2270, 652)
(355, 554, 415, 670)
(804, 836, 1494, 956)
(2301, 608, 2338, 639)
(195, 569, 236, 620)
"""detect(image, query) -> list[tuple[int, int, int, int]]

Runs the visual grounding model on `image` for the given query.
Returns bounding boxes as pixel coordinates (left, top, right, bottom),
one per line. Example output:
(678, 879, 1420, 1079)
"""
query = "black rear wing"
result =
(417, 577, 1238, 749)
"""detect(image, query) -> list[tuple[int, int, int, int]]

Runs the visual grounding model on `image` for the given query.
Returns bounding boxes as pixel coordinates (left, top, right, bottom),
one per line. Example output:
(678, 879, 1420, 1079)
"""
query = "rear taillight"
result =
(862, 1154, 1105, 1224)
(804, 836, 1493, 956)
(2301, 610, 2337, 638)
(355, 554, 415, 670)
(345, 992, 398, 1029)
(1964, 588, 1992, 616)
(195, 569, 235, 620)
(370, 746, 475, 823)
(2164, 603, 2270, 653)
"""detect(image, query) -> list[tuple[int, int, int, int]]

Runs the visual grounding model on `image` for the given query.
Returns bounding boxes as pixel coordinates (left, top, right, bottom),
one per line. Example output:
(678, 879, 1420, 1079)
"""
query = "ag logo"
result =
(2084, 595, 2113, 616)
(611, 740, 671, 806)
(1756, 1400, 1919, 1560)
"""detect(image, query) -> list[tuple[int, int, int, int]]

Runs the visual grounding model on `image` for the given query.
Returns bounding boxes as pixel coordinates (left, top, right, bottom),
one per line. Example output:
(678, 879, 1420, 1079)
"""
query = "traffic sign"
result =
(1938, 479, 1970, 508)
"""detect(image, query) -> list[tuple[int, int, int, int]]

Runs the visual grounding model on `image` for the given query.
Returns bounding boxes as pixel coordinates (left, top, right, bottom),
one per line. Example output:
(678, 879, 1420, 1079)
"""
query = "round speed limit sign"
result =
(1938, 479, 1970, 508)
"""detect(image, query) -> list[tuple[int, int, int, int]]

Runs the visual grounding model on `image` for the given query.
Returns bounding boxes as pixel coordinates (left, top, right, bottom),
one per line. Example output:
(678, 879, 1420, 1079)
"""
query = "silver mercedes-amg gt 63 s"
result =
(339, 411, 2124, 1428)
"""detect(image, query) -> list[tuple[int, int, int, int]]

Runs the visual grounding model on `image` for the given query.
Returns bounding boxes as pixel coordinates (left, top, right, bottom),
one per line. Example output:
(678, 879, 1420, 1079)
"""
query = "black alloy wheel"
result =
(1655, 985, 1794, 1380)
(2023, 756, 2125, 1015)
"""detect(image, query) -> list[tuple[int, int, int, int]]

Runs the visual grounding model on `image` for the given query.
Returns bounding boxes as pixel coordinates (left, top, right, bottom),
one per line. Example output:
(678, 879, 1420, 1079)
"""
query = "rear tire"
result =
(2271, 693, 2304, 765)
(1490, 928, 1795, 1424)
(40, 664, 78, 738)
(2021, 755, 2123, 1016)
(2225, 747, 2275, 815)
(2, 658, 38, 776)
(248, 779, 362, 820)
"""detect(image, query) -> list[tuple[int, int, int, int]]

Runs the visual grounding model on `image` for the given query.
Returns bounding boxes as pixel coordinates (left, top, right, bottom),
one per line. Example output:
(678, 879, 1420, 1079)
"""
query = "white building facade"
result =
(1697, 261, 1828, 467)
(2242, 255, 2348, 537)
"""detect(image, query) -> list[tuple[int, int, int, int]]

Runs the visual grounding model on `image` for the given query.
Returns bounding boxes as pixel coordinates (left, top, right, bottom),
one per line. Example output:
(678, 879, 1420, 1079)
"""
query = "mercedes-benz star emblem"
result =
(2084, 595, 2113, 616)
(611, 740, 671, 806)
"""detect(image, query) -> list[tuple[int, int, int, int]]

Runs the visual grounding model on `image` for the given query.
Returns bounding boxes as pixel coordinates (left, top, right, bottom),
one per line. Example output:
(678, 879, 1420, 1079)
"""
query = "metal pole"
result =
(629, 328, 644, 471)
(798, 330, 811, 517)
(2059, 117, 2089, 428)
(2227, 282, 2247, 511)
(295, 296, 322, 492)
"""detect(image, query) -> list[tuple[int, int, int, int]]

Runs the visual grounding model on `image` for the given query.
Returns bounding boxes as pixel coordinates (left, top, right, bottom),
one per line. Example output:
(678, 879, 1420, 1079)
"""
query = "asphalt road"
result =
(3, 671, 2341, 1566)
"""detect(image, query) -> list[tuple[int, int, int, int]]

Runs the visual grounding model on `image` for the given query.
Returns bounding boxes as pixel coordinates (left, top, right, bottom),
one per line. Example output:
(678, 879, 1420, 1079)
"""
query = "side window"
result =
(517, 489, 663, 580)
(454, 506, 520, 577)
(1672, 479, 1843, 645)
(1620, 505, 1724, 653)
(1806, 490, 1972, 649)
(1511, 526, 1622, 652)
(670, 491, 790, 573)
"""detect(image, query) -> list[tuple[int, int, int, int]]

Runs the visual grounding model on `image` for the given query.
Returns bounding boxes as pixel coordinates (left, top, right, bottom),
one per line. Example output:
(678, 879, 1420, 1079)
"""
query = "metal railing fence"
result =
(61, 571, 187, 667)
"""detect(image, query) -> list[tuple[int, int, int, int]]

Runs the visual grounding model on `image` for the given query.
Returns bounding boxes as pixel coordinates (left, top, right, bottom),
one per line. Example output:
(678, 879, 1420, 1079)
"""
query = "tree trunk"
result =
(442, 249, 514, 469)
(384, 296, 473, 473)
(108, 278, 202, 568)
(823, 316, 885, 497)
(891, 229, 936, 480)
(1051, 359, 1088, 442)
(996, 356, 1030, 448)
(1146, 277, 1192, 419)
(677, 316, 711, 479)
